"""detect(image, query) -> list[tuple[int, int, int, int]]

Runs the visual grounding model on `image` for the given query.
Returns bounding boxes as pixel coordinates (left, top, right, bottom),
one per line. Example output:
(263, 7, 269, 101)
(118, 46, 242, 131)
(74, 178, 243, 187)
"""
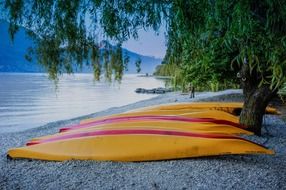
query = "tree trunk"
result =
(239, 62, 276, 135)
(239, 87, 274, 135)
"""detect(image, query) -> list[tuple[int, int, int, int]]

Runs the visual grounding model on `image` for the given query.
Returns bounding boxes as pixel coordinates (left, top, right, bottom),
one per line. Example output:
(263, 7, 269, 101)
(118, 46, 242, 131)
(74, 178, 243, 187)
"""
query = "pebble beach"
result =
(1, 89, 286, 190)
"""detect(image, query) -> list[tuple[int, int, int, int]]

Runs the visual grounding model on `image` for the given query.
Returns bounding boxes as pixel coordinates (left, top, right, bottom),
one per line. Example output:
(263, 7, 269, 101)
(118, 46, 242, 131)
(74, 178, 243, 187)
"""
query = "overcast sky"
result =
(122, 27, 167, 59)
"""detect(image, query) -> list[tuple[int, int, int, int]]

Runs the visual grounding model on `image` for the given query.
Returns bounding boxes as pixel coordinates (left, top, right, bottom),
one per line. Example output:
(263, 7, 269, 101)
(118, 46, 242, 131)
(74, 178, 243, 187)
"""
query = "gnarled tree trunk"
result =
(239, 63, 276, 135)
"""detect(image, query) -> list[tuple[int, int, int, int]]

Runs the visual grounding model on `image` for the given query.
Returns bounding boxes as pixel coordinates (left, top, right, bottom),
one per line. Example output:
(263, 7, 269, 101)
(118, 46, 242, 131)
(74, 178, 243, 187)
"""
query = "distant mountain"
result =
(122, 48, 162, 74)
(0, 22, 44, 72)
(0, 22, 162, 74)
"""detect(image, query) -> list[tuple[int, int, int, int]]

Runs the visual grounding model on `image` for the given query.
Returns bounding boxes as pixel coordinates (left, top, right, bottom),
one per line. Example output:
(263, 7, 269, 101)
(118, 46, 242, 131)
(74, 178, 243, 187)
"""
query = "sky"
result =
(0, 3, 167, 59)
(0, 7, 167, 59)
(122, 27, 167, 59)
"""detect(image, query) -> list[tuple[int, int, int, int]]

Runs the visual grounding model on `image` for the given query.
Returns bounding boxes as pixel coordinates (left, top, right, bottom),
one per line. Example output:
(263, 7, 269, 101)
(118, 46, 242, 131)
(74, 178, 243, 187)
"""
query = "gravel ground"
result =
(0, 89, 286, 190)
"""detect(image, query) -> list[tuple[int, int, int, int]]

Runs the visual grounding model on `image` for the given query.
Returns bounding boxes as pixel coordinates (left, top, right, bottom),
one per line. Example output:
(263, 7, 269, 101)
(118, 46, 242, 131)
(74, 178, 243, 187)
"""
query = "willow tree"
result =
(4, 0, 286, 135)
(164, 0, 286, 135)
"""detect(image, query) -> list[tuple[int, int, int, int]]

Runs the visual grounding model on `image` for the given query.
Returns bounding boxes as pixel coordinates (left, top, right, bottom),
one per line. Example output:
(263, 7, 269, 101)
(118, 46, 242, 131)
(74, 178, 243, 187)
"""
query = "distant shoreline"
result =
(137, 74, 172, 79)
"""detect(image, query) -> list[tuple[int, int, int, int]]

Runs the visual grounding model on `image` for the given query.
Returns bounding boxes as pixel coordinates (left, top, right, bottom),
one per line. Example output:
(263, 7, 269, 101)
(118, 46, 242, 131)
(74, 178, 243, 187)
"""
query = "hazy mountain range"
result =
(0, 22, 162, 74)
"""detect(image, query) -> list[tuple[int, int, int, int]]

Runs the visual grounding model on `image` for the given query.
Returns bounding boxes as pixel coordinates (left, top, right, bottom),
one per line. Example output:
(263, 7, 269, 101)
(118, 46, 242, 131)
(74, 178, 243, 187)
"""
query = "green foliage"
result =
(135, 57, 141, 73)
(153, 63, 179, 77)
(279, 83, 286, 94)
(164, 0, 286, 92)
(113, 44, 124, 81)
(123, 52, 130, 72)
(153, 63, 188, 91)
(154, 62, 239, 92)
(278, 83, 286, 102)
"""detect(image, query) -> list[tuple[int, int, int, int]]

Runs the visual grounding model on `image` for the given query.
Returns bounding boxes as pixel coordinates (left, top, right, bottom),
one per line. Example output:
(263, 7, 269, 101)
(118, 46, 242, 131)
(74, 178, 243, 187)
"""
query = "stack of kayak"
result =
(8, 102, 278, 161)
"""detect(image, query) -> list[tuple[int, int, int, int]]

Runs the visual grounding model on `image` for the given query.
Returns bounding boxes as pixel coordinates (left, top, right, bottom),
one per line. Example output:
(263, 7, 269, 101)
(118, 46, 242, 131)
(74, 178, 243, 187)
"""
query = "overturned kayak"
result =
(8, 129, 274, 161)
(80, 110, 239, 124)
(128, 102, 280, 115)
(27, 120, 253, 144)
(60, 115, 243, 133)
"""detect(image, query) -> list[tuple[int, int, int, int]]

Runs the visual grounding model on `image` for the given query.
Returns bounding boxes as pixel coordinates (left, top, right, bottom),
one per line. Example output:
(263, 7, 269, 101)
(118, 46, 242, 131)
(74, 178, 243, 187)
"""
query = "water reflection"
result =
(0, 73, 165, 133)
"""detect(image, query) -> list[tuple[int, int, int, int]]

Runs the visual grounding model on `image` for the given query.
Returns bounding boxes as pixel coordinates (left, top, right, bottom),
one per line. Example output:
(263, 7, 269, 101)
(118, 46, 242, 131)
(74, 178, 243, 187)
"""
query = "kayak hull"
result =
(8, 129, 273, 161)
(60, 115, 243, 133)
(127, 102, 279, 115)
(80, 102, 279, 125)
(28, 121, 253, 144)
(80, 110, 239, 124)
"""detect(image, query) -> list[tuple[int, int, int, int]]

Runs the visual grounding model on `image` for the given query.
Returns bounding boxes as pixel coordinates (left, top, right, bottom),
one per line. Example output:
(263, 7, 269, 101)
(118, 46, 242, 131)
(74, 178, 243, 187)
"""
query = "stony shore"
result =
(0, 89, 285, 190)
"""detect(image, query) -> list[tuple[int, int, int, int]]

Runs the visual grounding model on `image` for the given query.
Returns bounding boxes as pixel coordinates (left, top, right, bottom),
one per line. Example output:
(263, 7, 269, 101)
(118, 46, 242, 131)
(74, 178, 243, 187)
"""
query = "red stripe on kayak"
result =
(65, 116, 216, 128)
(27, 129, 258, 147)
(59, 115, 243, 132)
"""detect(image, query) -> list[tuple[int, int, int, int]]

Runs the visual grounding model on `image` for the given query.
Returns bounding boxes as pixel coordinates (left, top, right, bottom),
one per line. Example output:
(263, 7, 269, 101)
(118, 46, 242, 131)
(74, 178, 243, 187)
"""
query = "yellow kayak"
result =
(130, 102, 279, 115)
(61, 115, 243, 133)
(80, 110, 239, 124)
(8, 129, 273, 161)
(27, 120, 253, 144)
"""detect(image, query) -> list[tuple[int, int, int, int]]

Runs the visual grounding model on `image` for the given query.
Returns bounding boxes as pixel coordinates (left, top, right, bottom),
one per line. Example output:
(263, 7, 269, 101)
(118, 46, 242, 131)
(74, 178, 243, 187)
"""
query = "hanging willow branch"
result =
(4, 0, 168, 81)
(163, 0, 286, 90)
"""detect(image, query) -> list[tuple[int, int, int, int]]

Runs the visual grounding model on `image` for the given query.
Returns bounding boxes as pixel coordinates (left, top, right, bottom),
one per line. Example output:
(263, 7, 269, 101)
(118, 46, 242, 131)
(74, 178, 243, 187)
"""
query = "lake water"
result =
(0, 73, 165, 133)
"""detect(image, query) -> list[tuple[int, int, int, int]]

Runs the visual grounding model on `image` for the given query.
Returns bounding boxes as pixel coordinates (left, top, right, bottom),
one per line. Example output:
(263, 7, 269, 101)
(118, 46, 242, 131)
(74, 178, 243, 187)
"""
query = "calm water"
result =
(0, 73, 165, 133)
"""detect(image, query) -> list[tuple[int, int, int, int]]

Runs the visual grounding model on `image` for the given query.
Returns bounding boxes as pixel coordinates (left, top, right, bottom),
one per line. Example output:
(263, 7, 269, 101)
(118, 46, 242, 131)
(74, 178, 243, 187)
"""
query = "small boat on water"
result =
(8, 129, 273, 161)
